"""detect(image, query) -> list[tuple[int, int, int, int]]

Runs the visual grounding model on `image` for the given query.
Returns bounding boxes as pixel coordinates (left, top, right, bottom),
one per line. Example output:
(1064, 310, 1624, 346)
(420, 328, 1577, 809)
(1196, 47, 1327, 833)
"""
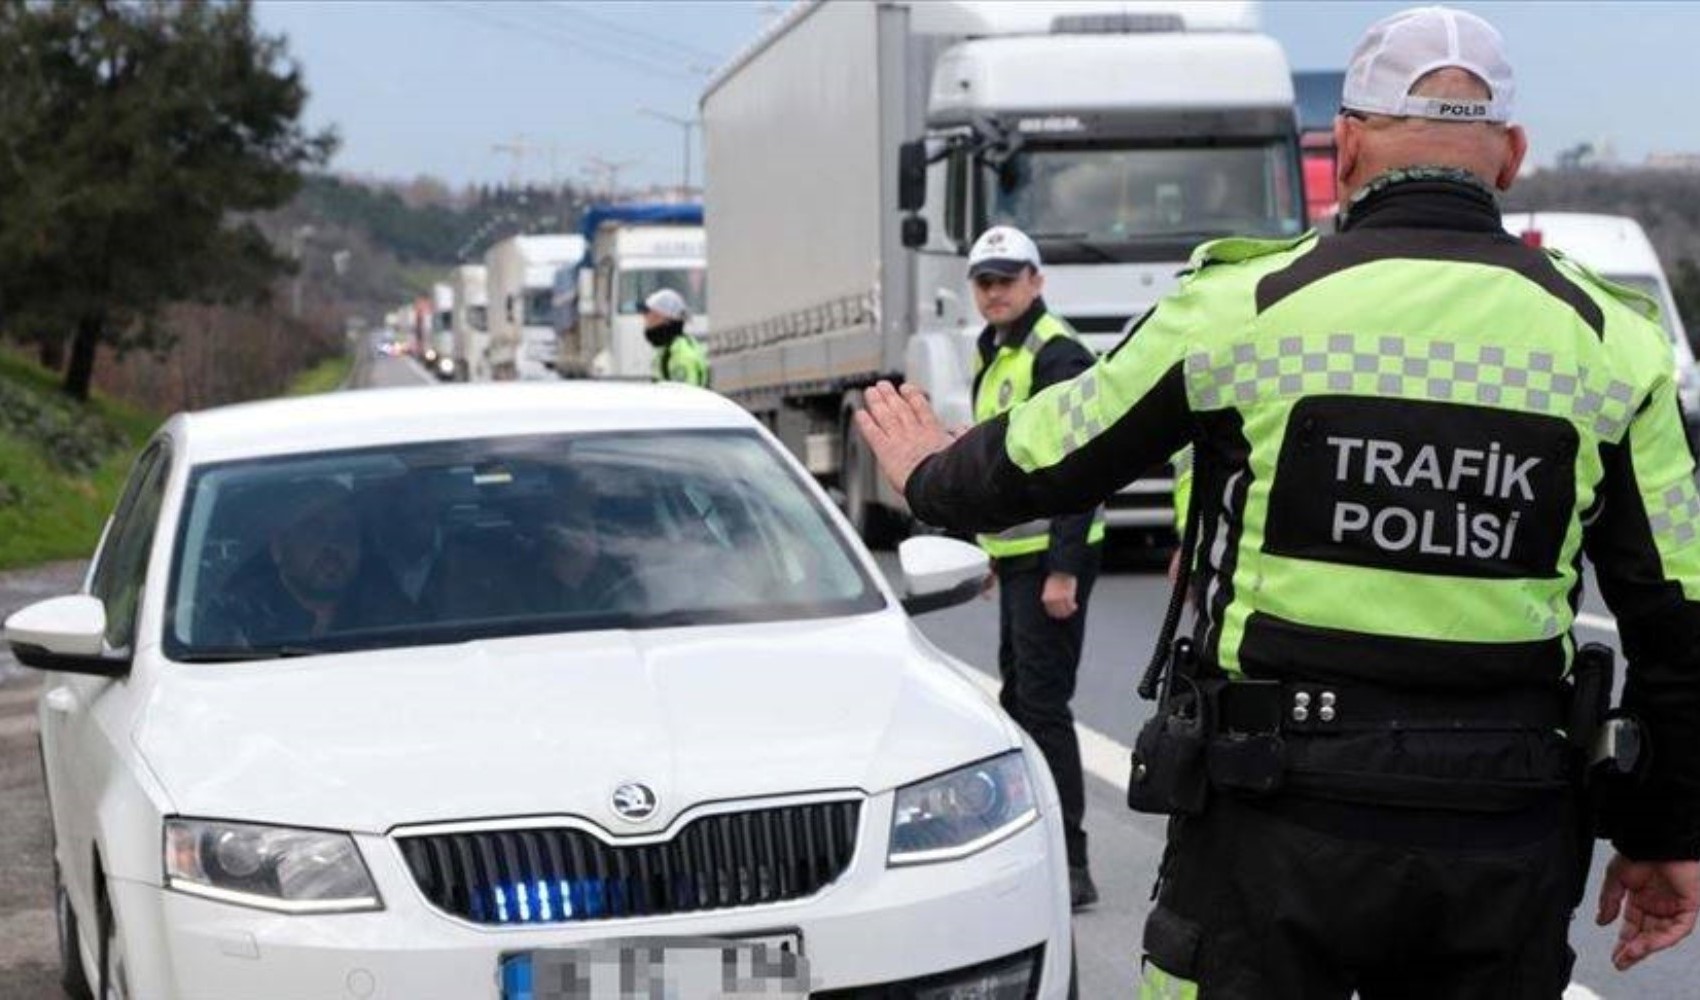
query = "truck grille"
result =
(396, 800, 861, 926)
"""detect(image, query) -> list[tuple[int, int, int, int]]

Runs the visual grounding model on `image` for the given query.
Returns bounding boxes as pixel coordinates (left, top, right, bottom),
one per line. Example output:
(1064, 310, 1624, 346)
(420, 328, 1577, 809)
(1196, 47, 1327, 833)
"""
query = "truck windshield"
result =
(617, 268, 708, 315)
(984, 140, 1305, 249)
(523, 289, 554, 326)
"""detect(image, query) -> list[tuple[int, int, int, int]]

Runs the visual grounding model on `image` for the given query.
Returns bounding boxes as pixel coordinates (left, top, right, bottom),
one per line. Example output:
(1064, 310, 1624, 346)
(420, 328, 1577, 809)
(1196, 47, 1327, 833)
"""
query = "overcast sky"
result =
(253, 1, 1700, 191)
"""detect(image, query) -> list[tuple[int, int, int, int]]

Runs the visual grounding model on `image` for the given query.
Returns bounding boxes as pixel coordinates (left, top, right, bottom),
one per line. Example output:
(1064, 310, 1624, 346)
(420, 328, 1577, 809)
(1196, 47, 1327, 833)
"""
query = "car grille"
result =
(396, 799, 861, 926)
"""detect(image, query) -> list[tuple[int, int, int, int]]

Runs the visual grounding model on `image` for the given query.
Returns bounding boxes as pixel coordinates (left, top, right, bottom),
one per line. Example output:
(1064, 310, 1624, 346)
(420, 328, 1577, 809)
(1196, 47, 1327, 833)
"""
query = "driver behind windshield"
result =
(520, 470, 642, 616)
(196, 478, 409, 647)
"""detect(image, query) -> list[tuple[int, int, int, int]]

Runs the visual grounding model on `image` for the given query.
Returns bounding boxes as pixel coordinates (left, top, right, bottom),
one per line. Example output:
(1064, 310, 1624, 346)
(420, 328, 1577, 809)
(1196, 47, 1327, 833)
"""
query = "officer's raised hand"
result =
(1597, 855, 1700, 969)
(856, 381, 953, 496)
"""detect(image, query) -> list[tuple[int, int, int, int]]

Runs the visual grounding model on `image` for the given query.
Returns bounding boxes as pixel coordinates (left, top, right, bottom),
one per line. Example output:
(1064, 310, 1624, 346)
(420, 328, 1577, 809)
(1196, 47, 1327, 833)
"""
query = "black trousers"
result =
(996, 552, 1098, 868)
(1141, 791, 1586, 999)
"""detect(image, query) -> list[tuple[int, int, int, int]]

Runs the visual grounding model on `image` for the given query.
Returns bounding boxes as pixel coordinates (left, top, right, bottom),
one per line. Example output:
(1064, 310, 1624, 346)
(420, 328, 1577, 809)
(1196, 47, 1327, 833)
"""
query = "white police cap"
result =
(967, 225, 1042, 279)
(1342, 6, 1514, 124)
(643, 288, 688, 321)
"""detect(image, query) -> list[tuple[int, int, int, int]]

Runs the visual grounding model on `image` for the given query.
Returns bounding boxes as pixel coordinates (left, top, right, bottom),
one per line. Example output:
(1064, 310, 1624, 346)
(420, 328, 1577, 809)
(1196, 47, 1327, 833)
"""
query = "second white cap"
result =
(968, 226, 1042, 278)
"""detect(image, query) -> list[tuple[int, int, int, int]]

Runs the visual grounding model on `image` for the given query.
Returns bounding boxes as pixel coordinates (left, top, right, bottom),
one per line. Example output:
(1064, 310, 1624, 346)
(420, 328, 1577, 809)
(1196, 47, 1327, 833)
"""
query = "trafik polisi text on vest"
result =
(1325, 436, 1539, 559)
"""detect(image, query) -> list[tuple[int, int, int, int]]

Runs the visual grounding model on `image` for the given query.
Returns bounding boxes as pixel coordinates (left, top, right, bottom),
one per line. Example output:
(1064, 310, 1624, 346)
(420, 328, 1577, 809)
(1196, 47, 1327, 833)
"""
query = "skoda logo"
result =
(610, 782, 658, 822)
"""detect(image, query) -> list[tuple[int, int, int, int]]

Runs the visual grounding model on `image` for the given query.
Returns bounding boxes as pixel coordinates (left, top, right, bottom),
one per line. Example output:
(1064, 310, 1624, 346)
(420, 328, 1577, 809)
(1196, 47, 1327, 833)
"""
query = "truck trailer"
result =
(448, 264, 490, 382)
(702, 0, 1304, 544)
(484, 234, 586, 381)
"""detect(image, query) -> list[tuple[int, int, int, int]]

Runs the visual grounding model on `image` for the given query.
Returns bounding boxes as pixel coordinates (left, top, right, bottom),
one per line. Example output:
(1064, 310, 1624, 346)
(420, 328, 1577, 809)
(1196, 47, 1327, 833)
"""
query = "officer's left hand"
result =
(856, 381, 954, 495)
(1041, 572, 1079, 619)
(1596, 854, 1700, 970)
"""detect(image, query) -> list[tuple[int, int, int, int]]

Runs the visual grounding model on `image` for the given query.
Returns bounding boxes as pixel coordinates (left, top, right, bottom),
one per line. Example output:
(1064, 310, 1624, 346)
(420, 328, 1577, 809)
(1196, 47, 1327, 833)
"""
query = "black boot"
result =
(1069, 865, 1099, 910)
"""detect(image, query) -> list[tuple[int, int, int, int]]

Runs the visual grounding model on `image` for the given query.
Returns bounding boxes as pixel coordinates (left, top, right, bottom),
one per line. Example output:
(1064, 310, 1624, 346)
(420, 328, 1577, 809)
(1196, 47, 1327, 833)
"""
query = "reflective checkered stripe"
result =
(1624, 376, 1700, 602)
(1183, 335, 1641, 442)
(975, 314, 1105, 557)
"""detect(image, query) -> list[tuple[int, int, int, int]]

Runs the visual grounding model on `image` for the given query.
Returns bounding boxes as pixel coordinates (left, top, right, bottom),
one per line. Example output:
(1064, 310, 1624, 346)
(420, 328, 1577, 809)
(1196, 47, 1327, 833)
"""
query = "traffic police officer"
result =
(858, 7, 1700, 996)
(964, 225, 1106, 908)
(643, 287, 710, 387)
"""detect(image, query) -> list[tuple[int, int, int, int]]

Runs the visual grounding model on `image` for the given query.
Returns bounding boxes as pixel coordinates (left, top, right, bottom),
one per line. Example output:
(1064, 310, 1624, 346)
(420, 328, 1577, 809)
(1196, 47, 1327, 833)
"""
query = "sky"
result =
(253, 1, 1700, 192)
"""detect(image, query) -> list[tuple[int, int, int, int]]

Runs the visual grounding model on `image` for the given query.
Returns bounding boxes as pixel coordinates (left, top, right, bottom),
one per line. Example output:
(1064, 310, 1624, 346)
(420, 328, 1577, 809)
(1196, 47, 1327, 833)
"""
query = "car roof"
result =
(1500, 212, 1664, 277)
(167, 382, 757, 465)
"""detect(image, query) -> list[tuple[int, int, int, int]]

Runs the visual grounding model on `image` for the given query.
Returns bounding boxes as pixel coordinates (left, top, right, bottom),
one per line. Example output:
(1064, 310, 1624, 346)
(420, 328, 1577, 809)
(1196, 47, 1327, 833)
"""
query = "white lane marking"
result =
(1574, 612, 1618, 635)
(958, 667, 1131, 787)
(1564, 985, 1604, 1000)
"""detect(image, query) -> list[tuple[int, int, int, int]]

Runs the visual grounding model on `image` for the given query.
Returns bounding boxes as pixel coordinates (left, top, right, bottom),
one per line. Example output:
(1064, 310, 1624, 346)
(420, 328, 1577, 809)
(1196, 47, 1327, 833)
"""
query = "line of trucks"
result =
(402, 0, 1699, 546)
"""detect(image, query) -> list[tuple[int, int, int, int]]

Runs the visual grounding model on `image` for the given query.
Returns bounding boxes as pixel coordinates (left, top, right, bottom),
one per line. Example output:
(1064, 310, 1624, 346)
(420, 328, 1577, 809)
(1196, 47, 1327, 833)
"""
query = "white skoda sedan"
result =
(11, 383, 1072, 1000)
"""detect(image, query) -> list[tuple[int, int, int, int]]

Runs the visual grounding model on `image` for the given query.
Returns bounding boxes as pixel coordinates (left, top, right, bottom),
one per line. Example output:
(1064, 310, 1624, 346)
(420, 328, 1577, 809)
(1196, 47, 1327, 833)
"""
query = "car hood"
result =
(134, 613, 1015, 834)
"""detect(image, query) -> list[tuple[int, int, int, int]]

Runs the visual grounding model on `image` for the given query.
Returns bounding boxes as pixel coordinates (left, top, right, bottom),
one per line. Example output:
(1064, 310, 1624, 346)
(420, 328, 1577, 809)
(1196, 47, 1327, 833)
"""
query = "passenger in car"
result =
(195, 478, 411, 646)
(523, 491, 640, 616)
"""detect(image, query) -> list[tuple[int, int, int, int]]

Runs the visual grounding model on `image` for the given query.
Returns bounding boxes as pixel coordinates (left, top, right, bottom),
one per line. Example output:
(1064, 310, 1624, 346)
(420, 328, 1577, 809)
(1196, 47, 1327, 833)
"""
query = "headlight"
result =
(165, 819, 382, 913)
(888, 751, 1037, 865)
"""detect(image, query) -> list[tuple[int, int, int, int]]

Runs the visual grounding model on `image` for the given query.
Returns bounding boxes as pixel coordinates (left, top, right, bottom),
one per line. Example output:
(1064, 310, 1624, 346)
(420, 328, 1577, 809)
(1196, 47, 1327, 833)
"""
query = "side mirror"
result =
(901, 215, 929, 249)
(898, 536, 989, 616)
(897, 139, 928, 213)
(4, 595, 129, 676)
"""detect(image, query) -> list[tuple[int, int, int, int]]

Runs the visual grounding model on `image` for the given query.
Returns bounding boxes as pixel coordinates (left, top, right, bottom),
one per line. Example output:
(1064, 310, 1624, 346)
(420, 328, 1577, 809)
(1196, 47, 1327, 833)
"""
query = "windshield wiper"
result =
(1026, 234, 1119, 264)
(173, 645, 326, 662)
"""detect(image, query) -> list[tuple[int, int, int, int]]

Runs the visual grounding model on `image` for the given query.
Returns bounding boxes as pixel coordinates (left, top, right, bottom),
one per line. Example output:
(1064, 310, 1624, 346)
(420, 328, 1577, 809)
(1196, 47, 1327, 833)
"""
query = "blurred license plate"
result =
(500, 934, 808, 1000)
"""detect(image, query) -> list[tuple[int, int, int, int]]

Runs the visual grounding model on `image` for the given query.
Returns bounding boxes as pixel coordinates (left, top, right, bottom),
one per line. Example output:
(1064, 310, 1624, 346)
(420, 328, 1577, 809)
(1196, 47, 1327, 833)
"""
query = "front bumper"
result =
(111, 793, 1071, 999)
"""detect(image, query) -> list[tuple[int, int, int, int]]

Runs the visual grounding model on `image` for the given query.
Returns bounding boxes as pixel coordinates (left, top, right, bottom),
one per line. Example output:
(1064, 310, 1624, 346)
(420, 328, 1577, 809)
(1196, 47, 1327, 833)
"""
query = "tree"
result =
(0, 0, 335, 399)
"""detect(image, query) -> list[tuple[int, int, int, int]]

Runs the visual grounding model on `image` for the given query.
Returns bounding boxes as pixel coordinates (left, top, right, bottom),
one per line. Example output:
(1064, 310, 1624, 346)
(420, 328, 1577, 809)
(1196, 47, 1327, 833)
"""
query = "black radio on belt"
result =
(1127, 638, 1213, 816)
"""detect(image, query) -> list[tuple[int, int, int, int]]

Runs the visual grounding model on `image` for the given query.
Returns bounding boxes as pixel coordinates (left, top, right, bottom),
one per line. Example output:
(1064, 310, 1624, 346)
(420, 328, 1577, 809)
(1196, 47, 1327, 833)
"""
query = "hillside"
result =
(0, 353, 159, 569)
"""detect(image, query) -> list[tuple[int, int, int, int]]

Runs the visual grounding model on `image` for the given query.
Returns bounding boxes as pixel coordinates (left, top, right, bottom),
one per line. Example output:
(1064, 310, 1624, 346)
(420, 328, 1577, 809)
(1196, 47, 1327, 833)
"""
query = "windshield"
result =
(164, 430, 883, 659)
(985, 141, 1304, 245)
(523, 289, 554, 326)
(617, 267, 707, 315)
(467, 305, 488, 332)
(1603, 273, 1683, 344)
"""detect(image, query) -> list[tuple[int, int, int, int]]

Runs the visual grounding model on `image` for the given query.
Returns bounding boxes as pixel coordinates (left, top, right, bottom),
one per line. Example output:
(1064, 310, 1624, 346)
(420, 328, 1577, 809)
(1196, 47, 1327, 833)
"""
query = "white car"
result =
(12, 383, 1073, 999)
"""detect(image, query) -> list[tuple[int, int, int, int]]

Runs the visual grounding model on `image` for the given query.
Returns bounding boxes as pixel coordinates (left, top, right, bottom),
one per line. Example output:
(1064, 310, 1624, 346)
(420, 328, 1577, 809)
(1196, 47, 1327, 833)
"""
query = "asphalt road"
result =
(0, 349, 1694, 997)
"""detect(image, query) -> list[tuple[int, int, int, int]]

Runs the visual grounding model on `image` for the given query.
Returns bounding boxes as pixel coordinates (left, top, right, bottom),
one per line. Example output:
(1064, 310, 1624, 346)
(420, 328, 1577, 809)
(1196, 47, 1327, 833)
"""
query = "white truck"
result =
(448, 264, 490, 382)
(702, 0, 1305, 544)
(483, 234, 586, 381)
(425, 282, 456, 379)
(577, 218, 708, 380)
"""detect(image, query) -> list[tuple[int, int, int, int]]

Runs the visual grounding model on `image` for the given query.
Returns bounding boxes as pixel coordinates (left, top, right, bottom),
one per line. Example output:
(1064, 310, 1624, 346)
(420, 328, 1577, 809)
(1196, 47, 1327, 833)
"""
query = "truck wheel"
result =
(842, 405, 907, 550)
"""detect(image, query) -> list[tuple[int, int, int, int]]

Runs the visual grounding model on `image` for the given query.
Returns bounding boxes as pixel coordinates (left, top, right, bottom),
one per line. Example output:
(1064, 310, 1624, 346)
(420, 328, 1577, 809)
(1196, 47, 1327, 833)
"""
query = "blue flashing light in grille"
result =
(491, 879, 626, 925)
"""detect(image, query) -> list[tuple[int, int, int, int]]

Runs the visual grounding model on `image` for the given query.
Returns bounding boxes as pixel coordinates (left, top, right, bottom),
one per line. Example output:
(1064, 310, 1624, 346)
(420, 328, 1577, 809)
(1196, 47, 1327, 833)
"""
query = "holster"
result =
(1570, 643, 1651, 843)
(1128, 640, 1226, 816)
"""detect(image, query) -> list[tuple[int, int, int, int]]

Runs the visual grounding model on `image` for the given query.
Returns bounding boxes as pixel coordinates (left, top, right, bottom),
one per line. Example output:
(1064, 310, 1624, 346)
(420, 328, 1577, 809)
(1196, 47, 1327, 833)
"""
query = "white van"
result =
(1502, 212, 1700, 447)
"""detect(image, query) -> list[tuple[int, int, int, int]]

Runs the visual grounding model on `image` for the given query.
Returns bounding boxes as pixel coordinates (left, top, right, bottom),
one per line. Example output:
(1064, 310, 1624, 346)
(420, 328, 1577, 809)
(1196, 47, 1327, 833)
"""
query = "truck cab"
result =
(553, 204, 708, 380)
(903, 10, 1306, 529)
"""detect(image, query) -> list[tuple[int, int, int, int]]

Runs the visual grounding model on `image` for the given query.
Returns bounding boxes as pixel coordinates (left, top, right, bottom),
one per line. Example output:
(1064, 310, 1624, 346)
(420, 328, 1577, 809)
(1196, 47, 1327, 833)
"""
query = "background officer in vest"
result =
(859, 8, 1699, 996)
(643, 287, 709, 387)
(965, 224, 1107, 909)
